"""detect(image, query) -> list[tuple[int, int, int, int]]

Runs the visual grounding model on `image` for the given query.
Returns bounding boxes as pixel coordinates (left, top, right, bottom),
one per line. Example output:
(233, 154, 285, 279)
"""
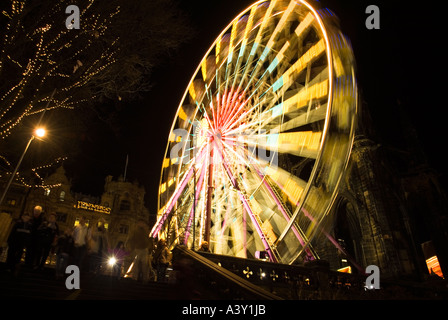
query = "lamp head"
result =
(34, 127, 46, 138)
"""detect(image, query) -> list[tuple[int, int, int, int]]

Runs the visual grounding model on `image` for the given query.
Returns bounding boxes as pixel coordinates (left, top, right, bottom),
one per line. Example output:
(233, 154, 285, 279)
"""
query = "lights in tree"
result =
(0, 156, 68, 189)
(0, 0, 122, 192)
(0, 0, 121, 140)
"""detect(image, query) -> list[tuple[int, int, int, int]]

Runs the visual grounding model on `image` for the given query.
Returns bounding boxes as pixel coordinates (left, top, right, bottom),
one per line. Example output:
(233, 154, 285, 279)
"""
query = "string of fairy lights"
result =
(0, 0, 121, 139)
(0, 0, 121, 189)
(0, 156, 67, 189)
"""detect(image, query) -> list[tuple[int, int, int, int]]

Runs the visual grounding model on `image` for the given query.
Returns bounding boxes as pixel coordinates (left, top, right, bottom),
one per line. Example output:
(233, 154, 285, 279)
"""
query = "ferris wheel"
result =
(151, 0, 357, 265)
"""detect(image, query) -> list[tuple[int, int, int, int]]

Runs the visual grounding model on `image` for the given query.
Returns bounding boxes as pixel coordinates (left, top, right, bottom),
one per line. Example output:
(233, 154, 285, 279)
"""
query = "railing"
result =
(173, 246, 448, 299)
(171, 245, 283, 300)
(196, 251, 368, 299)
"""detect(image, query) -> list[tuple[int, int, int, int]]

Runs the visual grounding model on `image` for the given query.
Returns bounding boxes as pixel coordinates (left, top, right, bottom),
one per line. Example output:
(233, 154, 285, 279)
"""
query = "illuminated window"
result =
(422, 241, 444, 279)
(59, 191, 65, 201)
(337, 266, 352, 273)
(44, 189, 50, 196)
(74, 217, 89, 227)
(426, 255, 444, 278)
(6, 198, 16, 206)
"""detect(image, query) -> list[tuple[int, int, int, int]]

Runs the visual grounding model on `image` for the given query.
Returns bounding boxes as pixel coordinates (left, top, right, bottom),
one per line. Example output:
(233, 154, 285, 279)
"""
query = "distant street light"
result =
(34, 127, 46, 139)
(0, 127, 47, 207)
(0, 89, 55, 209)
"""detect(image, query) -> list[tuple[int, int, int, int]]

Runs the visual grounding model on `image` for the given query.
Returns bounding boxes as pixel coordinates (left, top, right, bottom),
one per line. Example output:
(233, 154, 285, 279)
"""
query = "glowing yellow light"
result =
(34, 127, 46, 138)
(284, 177, 304, 204)
(282, 80, 329, 113)
(337, 266, 352, 273)
(178, 106, 188, 121)
(76, 201, 111, 214)
(215, 35, 223, 64)
(108, 256, 117, 266)
(160, 182, 167, 194)
(124, 259, 134, 278)
(426, 255, 444, 278)
(295, 12, 314, 37)
(261, 219, 277, 242)
(249, 197, 262, 215)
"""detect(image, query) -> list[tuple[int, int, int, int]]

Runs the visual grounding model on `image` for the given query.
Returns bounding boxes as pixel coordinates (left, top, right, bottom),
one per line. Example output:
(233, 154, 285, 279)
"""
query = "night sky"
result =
(63, 0, 445, 214)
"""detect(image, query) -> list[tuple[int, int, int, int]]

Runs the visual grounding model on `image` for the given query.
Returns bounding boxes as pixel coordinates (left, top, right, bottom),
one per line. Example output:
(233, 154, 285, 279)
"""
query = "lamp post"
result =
(0, 127, 46, 207)
(0, 88, 54, 208)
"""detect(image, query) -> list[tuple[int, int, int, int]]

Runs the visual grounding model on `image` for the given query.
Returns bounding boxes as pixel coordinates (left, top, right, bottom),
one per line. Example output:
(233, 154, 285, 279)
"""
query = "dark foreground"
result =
(0, 263, 178, 300)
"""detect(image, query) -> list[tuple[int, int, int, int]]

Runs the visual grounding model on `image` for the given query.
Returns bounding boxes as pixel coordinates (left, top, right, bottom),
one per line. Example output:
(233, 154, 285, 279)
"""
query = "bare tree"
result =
(0, 0, 193, 187)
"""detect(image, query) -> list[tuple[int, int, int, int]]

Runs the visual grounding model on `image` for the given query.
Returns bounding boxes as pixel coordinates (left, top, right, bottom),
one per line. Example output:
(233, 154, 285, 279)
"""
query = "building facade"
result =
(312, 102, 448, 281)
(0, 167, 150, 252)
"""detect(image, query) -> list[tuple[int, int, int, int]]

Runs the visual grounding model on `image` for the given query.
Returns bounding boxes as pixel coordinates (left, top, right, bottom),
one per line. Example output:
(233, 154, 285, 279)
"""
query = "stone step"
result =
(0, 263, 175, 300)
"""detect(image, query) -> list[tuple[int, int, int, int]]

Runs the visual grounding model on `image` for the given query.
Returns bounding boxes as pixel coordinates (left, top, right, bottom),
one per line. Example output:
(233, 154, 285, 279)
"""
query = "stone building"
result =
(313, 101, 448, 280)
(0, 166, 150, 253)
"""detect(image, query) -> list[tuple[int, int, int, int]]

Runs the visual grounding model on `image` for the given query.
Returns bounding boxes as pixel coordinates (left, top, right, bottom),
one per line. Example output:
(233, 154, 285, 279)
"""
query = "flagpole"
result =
(124, 154, 129, 181)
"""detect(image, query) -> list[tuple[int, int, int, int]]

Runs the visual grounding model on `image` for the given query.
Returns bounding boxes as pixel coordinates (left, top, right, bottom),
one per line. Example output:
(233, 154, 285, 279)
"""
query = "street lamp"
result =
(34, 127, 46, 139)
(0, 127, 47, 207)
(0, 88, 55, 208)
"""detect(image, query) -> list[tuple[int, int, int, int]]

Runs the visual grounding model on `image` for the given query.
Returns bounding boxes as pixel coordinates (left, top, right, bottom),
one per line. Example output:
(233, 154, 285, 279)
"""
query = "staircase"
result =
(0, 263, 175, 300)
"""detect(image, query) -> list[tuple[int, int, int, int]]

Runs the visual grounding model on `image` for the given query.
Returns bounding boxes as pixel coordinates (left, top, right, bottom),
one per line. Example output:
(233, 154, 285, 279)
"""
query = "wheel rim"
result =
(152, 0, 357, 264)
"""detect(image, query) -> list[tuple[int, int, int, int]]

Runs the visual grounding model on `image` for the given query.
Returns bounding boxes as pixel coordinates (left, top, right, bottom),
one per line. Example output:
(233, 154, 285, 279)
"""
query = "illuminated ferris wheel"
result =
(151, 0, 357, 264)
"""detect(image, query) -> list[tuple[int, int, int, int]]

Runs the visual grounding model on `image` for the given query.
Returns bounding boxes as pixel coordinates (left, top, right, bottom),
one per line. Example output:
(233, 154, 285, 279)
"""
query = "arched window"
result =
(334, 197, 362, 273)
(59, 191, 66, 201)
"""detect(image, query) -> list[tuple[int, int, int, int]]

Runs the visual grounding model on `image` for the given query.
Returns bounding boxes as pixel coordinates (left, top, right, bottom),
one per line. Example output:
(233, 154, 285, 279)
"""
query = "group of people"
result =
(6, 205, 59, 274)
(67, 215, 111, 277)
(6, 206, 172, 283)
